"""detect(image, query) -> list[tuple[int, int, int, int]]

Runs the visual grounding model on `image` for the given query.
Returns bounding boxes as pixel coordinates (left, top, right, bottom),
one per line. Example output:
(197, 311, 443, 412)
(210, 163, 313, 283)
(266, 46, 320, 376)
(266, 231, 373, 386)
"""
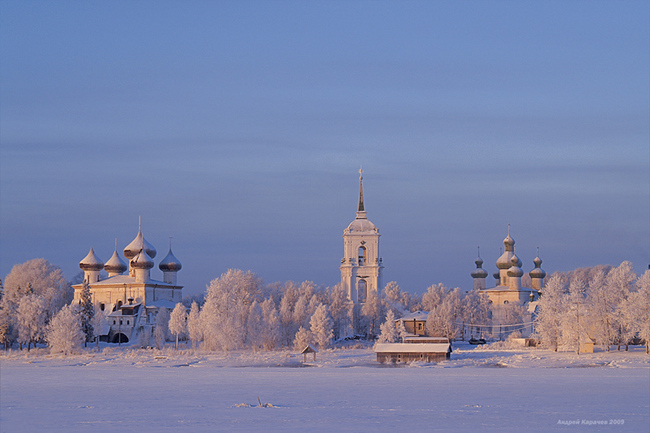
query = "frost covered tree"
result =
(461, 290, 491, 339)
(246, 301, 264, 351)
(279, 294, 296, 346)
(261, 298, 281, 350)
(360, 290, 383, 339)
(625, 270, 650, 353)
(328, 283, 352, 340)
(202, 269, 263, 351)
(4, 259, 71, 321)
(608, 261, 636, 350)
(585, 268, 615, 349)
(169, 303, 187, 350)
(383, 281, 415, 314)
(187, 301, 202, 351)
(47, 304, 84, 355)
(0, 298, 16, 350)
(559, 278, 588, 354)
(377, 309, 398, 343)
(154, 307, 169, 349)
(309, 304, 333, 349)
(421, 283, 447, 312)
(78, 282, 94, 346)
(292, 295, 311, 330)
(293, 326, 312, 350)
(17, 294, 46, 350)
(534, 274, 567, 351)
(425, 288, 462, 339)
(397, 319, 409, 342)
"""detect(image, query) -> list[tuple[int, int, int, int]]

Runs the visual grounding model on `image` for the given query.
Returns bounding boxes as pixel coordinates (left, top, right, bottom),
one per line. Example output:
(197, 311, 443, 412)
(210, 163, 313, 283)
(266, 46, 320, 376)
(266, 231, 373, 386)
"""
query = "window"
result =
(358, 279, 367, 303)
(358, 246, 366, 265)
(418, 323, 423, 331)
(119, 320, 123, 325)
(113, 320, 116, 325)
(504, 300, 509, 304)
(126, 320, 130, 325)
(100, 303, 105, 311)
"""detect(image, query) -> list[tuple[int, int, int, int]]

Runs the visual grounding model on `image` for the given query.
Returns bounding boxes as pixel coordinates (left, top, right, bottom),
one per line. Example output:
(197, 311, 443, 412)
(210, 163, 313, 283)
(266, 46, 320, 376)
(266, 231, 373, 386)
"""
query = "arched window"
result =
(358, 246, 366, 265)
(358, 279, 367, 303)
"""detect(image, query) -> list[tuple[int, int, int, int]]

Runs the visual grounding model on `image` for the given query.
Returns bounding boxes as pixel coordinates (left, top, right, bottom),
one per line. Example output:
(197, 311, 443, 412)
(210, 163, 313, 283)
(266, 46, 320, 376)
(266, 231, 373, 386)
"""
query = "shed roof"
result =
(374, 343, 450, 353)
(301, 344, 318, 354)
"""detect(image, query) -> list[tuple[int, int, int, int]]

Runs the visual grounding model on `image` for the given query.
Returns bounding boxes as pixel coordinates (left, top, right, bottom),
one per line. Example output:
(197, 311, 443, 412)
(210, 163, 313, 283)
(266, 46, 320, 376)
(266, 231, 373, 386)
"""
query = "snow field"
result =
(1, 345, 648, 433)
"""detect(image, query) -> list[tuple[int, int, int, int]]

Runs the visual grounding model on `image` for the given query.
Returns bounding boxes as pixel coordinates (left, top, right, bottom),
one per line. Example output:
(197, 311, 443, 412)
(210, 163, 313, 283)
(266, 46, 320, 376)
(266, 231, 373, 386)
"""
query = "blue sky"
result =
(1, 1, 648, 296)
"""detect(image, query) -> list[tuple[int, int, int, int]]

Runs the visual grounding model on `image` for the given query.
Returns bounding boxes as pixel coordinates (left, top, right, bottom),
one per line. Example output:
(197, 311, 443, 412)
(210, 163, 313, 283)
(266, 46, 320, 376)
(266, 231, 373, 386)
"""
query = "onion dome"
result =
(130, 249, 154, 270)
(507, 254, 524, 278)
(493, 271, 500, 281)
(471, 267, 488, 279)
(159, 247, 182, 272)
(503, 233, 514, 251)
(123, 228, 157, 260)
(104, 249, 127, 274)
(80, 248, 104, 271)
(530, 250, 547, 279)
(471, 249, 488, 279)
(496, 251, 512, 269)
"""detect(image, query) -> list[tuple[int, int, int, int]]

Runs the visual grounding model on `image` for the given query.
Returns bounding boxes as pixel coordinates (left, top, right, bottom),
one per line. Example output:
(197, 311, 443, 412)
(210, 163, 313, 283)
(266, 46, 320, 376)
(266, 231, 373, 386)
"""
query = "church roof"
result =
(80, 247, 104, 271)
(159, 246, 182, 272)
(346, 216, 378, 233)
(345, 167, 379, 233)
(398, 311, 429, 321)
(124, 223, 157, 260)
(76, 274, 177, 287)
(104, 249, 128, 274)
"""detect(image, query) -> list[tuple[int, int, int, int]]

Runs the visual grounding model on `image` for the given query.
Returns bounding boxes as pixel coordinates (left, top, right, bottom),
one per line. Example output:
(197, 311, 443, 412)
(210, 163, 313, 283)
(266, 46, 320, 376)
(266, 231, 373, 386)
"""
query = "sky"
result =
(1, 1, 648, 297)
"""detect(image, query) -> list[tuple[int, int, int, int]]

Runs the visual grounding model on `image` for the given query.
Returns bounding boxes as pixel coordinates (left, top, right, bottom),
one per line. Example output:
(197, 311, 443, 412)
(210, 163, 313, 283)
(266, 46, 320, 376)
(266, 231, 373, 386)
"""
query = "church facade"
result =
(73, 223, 182, 343)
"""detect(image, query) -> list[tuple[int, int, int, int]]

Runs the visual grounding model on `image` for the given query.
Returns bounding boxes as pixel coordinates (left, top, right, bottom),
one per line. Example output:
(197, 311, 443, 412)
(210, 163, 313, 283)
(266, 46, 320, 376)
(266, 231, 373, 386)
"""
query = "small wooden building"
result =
(375, 338, 451, 364)
(396, 311, 428, 336)
(301, 344, 318, 362)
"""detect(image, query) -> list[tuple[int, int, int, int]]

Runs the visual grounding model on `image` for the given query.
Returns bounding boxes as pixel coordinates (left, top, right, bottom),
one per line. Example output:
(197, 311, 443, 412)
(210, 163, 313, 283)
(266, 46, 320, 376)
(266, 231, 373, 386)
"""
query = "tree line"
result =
(0, 259, 648, 354)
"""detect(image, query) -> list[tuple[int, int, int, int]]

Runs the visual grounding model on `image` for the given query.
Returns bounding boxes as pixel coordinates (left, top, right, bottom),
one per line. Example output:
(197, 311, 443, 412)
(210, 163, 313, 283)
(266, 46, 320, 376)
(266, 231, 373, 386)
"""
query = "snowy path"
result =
(1, 347, 648, 432)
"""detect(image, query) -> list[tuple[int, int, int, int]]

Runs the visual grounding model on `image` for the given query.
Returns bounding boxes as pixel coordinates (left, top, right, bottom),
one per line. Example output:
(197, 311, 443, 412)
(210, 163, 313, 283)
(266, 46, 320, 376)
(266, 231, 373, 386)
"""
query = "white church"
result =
(73, 222, 182, 343)
(471, 226, 547, 337)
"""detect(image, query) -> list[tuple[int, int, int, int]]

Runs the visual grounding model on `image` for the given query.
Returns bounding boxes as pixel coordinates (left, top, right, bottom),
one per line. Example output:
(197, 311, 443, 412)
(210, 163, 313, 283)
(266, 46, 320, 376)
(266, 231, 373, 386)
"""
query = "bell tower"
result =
(340, 167, 383, 304)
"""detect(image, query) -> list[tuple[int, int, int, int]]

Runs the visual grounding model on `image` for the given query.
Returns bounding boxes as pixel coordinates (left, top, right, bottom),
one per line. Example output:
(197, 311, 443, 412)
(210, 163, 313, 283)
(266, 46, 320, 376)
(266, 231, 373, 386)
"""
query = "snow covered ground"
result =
(1, 343, 648, 432)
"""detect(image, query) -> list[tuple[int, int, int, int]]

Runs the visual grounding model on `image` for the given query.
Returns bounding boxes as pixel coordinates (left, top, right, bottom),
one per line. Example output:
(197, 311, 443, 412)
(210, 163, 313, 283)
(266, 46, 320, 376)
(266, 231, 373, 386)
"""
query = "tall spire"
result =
(358, 166, 365, 212)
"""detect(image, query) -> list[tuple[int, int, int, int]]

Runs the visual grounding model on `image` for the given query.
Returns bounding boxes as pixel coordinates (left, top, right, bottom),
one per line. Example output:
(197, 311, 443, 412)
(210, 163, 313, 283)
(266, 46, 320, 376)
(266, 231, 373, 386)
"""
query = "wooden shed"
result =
(375, 339, 451, 364)
(301, 344, 318, 362)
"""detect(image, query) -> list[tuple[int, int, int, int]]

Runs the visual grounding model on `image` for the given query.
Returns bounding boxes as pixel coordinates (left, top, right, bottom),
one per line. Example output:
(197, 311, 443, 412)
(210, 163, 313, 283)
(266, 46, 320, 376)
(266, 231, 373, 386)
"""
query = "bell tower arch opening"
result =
(358, 279, 367, 303)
